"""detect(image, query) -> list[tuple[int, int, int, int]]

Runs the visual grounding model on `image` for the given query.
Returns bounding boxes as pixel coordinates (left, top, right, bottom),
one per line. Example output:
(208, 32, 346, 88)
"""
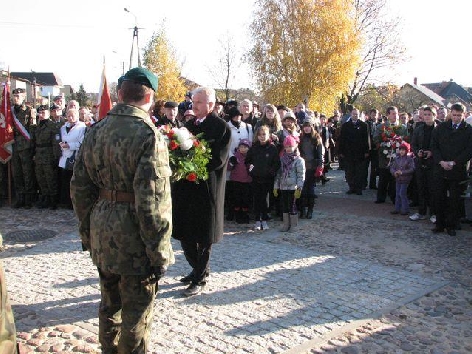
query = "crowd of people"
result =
(3, 69, 472, 353)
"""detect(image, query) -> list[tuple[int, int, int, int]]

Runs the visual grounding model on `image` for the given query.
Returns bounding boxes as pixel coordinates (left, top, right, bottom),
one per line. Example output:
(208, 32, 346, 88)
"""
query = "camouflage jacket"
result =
(13, 104, 33, 152)
(70, 104, 174, 275)
(32, 119, 61, 164)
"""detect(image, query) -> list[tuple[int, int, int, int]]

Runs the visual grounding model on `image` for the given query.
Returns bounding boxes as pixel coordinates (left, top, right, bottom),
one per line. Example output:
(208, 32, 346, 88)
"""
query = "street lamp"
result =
(124, 7, 142, 69)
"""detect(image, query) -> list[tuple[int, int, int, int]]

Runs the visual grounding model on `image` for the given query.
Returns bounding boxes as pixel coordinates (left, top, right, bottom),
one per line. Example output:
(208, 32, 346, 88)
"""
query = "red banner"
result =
(0, 82, 14, 163)
(97, 64, 113, 121)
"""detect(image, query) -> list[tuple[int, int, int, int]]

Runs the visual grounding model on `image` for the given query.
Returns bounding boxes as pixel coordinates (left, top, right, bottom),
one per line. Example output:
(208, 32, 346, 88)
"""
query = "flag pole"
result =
(7, 161, 11, 206)
(7, 69, 12, 206)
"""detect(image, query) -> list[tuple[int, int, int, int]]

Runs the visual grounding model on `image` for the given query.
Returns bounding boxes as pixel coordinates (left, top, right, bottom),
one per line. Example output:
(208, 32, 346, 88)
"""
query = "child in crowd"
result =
(274, 135, 306, 232)
(245, 126, 281, 231)
(227, 139, 252, 224)
(390, 142, 415, 215)
(299, 120, 323, 219)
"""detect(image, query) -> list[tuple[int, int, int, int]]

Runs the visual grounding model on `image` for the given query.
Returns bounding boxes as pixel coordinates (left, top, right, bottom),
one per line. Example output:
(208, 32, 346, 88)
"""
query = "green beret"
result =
(12, 88, 26, 94)
(123, 67, 158, 91)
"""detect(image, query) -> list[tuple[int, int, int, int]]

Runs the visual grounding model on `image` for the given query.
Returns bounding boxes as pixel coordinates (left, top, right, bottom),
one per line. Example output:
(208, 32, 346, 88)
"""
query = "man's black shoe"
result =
(446, 228, 457, 236)
(369, 186, 378, 190)
(431, 227, 444, 233)
(180, 273, 194, 284)
(356, 191, 362, 195)
(183, 283, 205, 297)
(346, 190, 355, 195)
(374, 200, 385, 204)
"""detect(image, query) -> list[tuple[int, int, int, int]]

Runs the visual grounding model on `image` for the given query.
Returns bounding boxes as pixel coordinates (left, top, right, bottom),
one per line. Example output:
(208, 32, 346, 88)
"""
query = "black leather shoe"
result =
(390, 210, 400, 214)
(180, 273, 194, 284)
(431, 227, 444, 233)
(346, 190, 355, 195)
(183, 283, 205, 297)
(374, 200, 385, 204)
(446, 228, 456, 236)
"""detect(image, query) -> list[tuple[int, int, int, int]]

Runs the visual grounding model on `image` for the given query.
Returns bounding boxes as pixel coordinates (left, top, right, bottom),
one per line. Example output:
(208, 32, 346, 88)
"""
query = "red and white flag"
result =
(97, 63, 113, 121)
(0, 82, 14, 163)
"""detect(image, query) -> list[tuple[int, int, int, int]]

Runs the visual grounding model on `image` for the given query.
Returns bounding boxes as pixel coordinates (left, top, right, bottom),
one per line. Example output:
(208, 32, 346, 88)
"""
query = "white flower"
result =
(174, 128, 194, 151)
(383, 149, 389, 155)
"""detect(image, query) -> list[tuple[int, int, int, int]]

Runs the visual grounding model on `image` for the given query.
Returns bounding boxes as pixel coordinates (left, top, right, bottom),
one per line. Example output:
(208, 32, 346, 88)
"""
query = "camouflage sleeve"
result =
(70, 132, 99, 251)
(0, 260, 18, 353)
(133, 133, 174, 268)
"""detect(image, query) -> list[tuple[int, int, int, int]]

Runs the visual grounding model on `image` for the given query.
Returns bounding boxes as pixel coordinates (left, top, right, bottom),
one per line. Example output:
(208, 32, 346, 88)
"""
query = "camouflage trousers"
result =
(35, 163, 58, 197)
(12, 149, 35, 195)
(97, 268, 157, 354)
(0, 261, 18, 354)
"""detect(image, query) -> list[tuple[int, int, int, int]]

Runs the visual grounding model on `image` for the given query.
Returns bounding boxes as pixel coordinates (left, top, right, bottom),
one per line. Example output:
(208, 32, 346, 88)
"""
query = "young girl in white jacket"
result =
(274, 135, 305, 232)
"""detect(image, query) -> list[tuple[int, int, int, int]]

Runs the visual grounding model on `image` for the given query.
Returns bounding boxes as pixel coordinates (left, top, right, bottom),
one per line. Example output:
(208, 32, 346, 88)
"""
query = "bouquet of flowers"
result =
(379, 125, 405, 161)
(160, 125, 211, 183)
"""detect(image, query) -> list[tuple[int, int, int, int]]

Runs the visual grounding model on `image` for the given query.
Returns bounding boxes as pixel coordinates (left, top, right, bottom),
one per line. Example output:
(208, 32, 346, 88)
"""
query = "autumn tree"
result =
(342, 0, 407, 110)
(248, 0, 360, 113)
(143, 28, 187, 102)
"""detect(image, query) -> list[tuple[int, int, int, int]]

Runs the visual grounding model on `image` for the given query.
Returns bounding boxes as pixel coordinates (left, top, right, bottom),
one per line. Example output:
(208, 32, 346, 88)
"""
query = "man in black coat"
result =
(338, 108, 370, 195)
(172, 87, 231, 296)
(431, 102, 472, 236)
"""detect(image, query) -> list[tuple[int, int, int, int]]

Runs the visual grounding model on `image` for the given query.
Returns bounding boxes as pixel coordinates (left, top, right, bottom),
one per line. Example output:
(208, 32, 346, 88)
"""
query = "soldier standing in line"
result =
(32, 105, 61, 209)
(71, 67, 174, 354)
(11, 88, 35, 208)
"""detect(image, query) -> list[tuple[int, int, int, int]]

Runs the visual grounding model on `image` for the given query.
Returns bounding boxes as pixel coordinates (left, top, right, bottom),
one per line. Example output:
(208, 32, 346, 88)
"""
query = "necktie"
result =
(453, 123, 458, 130)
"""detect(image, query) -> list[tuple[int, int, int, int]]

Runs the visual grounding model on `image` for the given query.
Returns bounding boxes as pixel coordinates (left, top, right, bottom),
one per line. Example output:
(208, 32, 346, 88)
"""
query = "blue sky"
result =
(1, 0, 470, 92)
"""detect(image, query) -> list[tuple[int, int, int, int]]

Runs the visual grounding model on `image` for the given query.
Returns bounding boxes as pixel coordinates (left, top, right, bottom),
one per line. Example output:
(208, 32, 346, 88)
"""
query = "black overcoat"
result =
(171, 112, 231, 244)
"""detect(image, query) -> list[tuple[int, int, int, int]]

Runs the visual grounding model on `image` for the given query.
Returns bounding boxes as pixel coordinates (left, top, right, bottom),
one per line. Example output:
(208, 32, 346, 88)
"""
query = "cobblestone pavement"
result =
(0, 167, 471, 353)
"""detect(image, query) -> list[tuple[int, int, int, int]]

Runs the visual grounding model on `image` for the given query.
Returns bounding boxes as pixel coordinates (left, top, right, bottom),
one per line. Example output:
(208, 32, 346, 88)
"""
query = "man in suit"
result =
(431, 102, 472, 236)
(172, 87, 232, 297)
(338, 108, 370, 195)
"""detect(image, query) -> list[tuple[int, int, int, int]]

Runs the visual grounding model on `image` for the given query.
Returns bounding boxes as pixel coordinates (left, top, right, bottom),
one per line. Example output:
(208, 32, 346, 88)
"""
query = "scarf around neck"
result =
(281, 151, 297, 179)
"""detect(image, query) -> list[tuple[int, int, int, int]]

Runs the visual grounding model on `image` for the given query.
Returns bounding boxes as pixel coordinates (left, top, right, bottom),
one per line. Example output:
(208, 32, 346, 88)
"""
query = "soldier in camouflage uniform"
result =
(32, 105, 61, 209)
(70, 67, 174, 354)
(0, 233, 18, 354)
(11, 88, 35, 208)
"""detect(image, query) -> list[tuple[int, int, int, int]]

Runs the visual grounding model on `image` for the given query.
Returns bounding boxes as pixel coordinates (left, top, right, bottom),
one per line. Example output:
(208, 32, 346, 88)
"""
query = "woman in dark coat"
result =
(171, 87, 231, 297)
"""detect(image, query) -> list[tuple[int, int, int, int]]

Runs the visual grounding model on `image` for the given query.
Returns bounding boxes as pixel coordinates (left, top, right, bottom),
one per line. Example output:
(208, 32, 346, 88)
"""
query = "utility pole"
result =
(124, 8, 142, 69)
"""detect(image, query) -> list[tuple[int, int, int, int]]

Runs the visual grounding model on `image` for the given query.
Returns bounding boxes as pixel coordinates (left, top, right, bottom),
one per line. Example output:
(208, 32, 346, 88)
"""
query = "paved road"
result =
(1, 167, 471, 353)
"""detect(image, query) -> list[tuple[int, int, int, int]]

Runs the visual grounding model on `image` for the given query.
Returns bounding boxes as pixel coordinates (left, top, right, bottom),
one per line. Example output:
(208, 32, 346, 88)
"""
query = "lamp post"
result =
(124, 7, 142, 69)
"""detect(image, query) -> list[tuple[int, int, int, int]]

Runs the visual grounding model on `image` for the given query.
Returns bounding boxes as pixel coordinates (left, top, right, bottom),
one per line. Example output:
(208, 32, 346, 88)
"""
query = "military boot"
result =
(24, 194, 32, 209)
(13, 194, 25, 209)
(49, 195, 58, 210)
(36, 195, 47, 209)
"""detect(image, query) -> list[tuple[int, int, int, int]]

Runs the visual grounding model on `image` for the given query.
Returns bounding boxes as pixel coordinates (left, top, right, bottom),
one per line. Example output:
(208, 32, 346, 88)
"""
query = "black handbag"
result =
(65, 151, 76, 171)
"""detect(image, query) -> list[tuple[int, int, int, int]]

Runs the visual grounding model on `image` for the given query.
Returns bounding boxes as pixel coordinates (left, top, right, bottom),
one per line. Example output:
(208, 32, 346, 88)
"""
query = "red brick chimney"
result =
(413, 77, 417, 85)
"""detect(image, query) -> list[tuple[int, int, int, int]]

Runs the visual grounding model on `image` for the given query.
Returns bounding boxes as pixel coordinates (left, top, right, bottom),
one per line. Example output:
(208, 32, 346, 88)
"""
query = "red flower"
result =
(167, 130, 175, 139)
(193, 140, 200, 147)
(186, 172, 197, 182)
(169, 140, 179, 150)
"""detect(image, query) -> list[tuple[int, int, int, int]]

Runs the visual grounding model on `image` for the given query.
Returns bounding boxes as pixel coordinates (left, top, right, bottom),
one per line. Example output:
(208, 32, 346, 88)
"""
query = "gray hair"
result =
(192, 87, 215, 103)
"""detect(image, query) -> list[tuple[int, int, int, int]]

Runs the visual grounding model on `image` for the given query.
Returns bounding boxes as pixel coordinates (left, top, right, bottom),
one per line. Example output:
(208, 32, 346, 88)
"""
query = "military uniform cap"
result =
(53, 95, 63, 101)
(117, 75, 125, 90)
(164, 101, 178, 108)
(50, 103, 61, 110)
(12, 88, 26, 94)
(123, 67, 158, 91)
(37, 105, 49, 112)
